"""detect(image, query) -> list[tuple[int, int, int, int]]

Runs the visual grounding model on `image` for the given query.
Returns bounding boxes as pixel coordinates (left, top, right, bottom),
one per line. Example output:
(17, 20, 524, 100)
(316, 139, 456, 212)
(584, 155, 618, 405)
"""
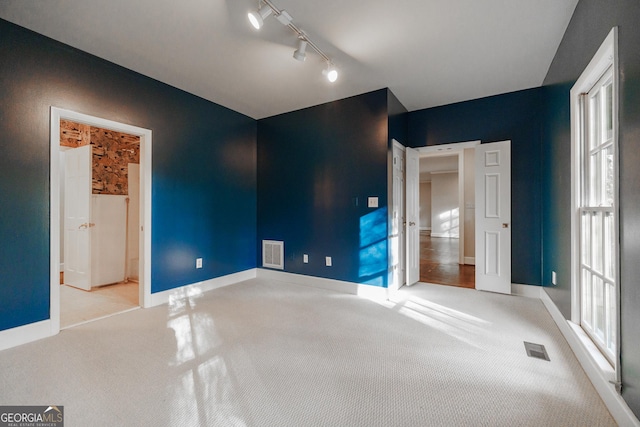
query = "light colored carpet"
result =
(60, 281, 139, 328)
(0, 278, 615, 426)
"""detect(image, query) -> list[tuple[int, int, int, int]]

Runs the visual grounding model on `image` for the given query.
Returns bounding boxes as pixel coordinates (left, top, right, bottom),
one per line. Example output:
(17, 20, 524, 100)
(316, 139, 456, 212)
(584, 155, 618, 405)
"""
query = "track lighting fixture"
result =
(275, 10, 292, 26)
(248, 6, 272, 30)
(248, 0, 339, 82)
(293, 38, 307, 62)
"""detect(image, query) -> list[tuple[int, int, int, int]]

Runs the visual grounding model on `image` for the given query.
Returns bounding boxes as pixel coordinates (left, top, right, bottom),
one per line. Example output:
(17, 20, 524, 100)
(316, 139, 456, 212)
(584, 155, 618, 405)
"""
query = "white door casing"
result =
(475, 140, 511, 294)
(64, 144, 92, 291)
(50, 107, 152, 335)
(405, 146, 420, 286)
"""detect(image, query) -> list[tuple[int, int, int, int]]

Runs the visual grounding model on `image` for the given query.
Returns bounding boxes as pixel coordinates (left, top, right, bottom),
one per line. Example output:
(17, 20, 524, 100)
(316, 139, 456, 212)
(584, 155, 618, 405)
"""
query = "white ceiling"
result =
(420, 155, 458, 181)
(0, 0, 578, 119)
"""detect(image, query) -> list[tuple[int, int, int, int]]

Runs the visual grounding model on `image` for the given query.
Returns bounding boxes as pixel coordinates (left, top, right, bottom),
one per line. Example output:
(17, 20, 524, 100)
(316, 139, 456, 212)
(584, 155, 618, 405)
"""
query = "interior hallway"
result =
(420, 233, 475, 288)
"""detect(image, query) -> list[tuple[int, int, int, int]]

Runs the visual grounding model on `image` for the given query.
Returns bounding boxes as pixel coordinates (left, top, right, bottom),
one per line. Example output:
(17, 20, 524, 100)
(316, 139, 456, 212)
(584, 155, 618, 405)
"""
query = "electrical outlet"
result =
(196, 258, 203, 269)
(303, 254, 309, 263)
(325, 256, 332, 267)
(552, 271, 557, 285)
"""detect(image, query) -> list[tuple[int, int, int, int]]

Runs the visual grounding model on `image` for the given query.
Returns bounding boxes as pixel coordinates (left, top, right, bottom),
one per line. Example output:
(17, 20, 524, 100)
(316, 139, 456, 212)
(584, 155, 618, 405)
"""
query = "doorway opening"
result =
(50, 108, 152, 334)
(417, 142, 478, 288)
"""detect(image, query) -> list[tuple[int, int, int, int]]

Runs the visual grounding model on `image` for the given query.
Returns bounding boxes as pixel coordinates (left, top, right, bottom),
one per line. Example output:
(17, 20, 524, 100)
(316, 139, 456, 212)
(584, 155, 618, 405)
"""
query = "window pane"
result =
(590, 150, 603, 206)
(582, 211, 591, 267)
(604, 145, 614, 207)
(582, 268, 592, 328)
(606, 282, 615, 352)
(592, 211, 603, 274)
(594, 275, 604, 341)
(590, 91, 601, 151)
(605, 82, 613, 142)
(605, 211, 615, 280)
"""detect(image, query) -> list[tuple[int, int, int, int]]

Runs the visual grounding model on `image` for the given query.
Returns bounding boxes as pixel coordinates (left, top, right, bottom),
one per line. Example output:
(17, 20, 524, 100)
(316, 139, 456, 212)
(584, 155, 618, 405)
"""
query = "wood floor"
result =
(420, 233, 475, 288)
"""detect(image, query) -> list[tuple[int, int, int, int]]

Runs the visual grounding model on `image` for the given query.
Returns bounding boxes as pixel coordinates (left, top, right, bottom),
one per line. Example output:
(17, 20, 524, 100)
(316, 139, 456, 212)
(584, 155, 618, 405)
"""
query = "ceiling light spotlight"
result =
(323, 64, 338, 83)
(293, 38, 308, 62)
(248, 6, 273, 30)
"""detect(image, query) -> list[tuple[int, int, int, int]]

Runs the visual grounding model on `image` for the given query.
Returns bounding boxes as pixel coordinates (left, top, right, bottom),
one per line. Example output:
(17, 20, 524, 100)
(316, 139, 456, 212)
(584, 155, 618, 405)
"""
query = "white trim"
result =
(392, 138, 406, 152)
(50, 107, 153, 340)
(540, 288, 639, 427)
(570, 27, 617, 323)
(511, 283, 541, 298)
(0, 320, 52, 352)
(569, 27, 620, 374)
(464, 257, 475, 265)
(257, 269, 388, 301)
(149, 269, 257, 307)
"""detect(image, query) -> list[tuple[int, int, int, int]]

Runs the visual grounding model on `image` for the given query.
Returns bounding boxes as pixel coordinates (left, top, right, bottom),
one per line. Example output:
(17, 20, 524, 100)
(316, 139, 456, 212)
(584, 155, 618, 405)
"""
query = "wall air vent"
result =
(262, 240, 284, 270)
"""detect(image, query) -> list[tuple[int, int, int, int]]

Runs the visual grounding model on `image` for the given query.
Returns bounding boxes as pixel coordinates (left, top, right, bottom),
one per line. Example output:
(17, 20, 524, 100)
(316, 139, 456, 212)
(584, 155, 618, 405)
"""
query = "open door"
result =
(64, 144, 92, 291)
(475, 141, 511, 294)
(405, 146, 420, 286)
(389, 141, 405, 291)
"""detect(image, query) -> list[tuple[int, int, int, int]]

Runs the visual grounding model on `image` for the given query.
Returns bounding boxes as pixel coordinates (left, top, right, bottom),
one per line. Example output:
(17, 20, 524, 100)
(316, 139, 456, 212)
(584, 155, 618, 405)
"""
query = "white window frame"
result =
(570, 28, 619, 375)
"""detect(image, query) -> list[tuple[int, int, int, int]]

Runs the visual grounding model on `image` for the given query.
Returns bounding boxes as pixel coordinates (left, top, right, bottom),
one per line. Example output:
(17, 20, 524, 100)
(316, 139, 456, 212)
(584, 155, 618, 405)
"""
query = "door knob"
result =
(409, 221, 416, 226)
(502, 223, 509, 228)
(78, 222, 95, 229)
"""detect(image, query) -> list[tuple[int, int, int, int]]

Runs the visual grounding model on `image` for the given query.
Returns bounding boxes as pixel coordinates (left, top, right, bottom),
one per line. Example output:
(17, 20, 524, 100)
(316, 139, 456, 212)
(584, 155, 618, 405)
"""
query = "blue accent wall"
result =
(541, 0, 640, 416)
(0, 19, 256, 331)
(407, 88, 544, 285)
(388, 89, 408, 145)
(257, 89, 390, 286)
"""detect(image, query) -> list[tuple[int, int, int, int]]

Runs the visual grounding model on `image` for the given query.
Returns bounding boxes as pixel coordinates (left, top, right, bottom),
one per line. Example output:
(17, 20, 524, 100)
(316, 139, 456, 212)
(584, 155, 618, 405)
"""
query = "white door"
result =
(405, 146, 420, 286)
(475, 141, 511, 294)
(390, 142, 405, 291)
(64, 144, 92, 291)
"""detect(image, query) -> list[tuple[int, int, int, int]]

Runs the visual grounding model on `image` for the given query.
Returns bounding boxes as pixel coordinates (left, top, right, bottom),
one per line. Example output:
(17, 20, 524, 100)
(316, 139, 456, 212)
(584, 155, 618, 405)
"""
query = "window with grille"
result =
(578, 66, 617, 364)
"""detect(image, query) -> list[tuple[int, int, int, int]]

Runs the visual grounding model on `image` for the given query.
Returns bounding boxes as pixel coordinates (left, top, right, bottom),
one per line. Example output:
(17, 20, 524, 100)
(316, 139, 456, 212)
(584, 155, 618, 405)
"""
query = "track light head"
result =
(248, 6, 273, 30)
(323, 64, 338, 83)
(293, 39, 308, 62)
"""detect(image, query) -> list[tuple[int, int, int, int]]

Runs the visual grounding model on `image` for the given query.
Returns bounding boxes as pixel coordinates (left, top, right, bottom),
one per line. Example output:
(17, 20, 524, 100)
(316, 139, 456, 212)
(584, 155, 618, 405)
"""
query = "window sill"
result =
(566, 320, 615, 383)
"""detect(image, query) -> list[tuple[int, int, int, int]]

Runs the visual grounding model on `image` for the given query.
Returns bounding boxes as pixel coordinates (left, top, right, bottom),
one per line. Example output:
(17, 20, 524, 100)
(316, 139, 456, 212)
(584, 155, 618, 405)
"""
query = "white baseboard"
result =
(0, 320, 53, 352)
(149, 268, 257, 307)
(257, 269, 388, 301)
(540, 288, 640, 427)
(511, 283, 542, 298)
(464, 257, 475, 265)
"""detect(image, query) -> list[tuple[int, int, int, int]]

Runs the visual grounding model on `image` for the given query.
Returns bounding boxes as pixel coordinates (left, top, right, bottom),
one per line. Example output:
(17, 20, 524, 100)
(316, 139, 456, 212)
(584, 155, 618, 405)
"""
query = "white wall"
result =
(431, 172, 459, 238)
(419, 182, 432, 231)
